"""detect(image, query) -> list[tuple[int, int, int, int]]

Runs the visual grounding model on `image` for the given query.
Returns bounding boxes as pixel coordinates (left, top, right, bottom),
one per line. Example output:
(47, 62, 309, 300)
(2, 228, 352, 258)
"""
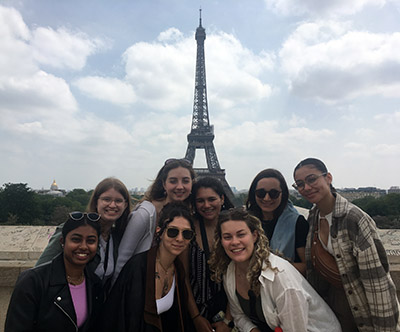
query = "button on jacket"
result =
(305, 193, 400, 332)
(5, 253, 103, 332)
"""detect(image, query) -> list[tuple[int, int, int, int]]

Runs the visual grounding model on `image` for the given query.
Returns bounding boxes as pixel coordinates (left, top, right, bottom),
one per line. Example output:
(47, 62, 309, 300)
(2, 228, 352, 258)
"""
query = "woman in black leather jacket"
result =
(5, 212, 103, 332)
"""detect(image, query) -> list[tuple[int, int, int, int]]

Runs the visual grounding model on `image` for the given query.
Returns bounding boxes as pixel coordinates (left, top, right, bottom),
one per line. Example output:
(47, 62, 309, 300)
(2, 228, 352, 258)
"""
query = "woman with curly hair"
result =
(182, 176, 235, 332)
(97, 202, 195, 332)
(209, 208, 341, 332)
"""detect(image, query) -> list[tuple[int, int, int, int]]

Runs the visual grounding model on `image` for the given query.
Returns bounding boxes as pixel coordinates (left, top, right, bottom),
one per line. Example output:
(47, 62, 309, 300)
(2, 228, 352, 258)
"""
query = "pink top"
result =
(69, 279, 88, 328)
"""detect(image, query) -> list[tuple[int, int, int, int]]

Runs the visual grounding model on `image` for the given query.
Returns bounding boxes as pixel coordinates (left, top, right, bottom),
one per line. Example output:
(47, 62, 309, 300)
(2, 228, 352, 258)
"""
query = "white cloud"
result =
(122, 28, 274, 112)
(265, 0, 386, 16)
(373, 143, 400, 156)
(31, 27, 105, 70)
(73, 76, 136, 107)
(157, 27, 184, 42)
(279, 21, 400, 103)
(374, 111, 400, 123)
(0, 6, 30, 40)
(288, 114, 306, 126)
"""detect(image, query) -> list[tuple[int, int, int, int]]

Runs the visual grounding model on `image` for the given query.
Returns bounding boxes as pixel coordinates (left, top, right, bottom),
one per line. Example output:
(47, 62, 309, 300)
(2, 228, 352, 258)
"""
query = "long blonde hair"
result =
(209, 208, 273, 294)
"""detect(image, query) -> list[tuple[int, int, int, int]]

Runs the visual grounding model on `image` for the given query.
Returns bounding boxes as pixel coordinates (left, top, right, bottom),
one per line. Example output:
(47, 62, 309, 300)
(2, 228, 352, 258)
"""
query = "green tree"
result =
(0, 183, 39, 224)
(66, 189, 91, 210)
(289, 195, 312, 209)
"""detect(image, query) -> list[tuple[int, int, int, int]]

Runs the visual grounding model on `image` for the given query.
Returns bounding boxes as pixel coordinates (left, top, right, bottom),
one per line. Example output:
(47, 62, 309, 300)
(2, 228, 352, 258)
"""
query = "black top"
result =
(261, 215, 308, 262)
(236, 290, 273, 332)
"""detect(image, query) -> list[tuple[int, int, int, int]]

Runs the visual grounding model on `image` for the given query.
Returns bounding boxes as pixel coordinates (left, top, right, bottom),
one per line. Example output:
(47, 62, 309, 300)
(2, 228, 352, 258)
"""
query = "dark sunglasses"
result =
(69, 211, 101, 222)
(164, 158, 192, 166)
(254, 188, 282, 200)
(166, 227, 195, 240)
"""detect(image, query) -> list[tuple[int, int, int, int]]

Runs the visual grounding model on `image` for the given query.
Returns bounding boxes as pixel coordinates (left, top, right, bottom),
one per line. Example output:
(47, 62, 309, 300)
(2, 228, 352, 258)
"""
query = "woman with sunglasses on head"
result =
(36, 177, 132, 290)
(98, 202, 195, 332)
(181, 177, 235, 332)
(209, 208, 341, 332)
(246, 169, 308, 275)
(111, 158, 195, 286)
(5, 212, 103, 332)
(293, 158, 400, 332)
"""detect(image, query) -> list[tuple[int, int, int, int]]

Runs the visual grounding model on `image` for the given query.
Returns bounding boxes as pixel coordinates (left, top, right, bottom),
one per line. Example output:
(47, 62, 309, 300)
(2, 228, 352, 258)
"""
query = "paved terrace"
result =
(0, 225, 399, 331)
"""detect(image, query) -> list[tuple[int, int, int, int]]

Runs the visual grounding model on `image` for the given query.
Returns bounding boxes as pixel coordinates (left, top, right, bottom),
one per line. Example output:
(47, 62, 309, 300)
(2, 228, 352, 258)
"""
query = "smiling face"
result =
(159, 216, 193, 258)
(195, 187, 224, 222)
(294, 165, 333, 205)
(63, 225, 98, 268)
(220, 220, 258, 265)
(96, 188, 128, 225)
(163, 166, 192, 202)
(255, 177, 282, 220)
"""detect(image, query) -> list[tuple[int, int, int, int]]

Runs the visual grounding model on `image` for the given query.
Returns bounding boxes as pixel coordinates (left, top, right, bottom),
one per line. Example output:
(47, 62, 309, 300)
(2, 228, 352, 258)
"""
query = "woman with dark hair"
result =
(246, 169, 308, 274)
(182, 177, 235, 332)
(98, 202, 195, 332)
(112, 158, 195, 286)
(293, 158, 400, 332)
(209, 208, 341, 332)
(5, 212, 103, 332)
(36, 177, 132, 289)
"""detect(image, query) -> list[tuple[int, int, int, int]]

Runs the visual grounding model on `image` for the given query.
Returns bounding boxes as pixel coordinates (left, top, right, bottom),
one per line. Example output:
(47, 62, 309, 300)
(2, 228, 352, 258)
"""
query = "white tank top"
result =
(156, 274, 176, 315)
(318, 212, 334, 255)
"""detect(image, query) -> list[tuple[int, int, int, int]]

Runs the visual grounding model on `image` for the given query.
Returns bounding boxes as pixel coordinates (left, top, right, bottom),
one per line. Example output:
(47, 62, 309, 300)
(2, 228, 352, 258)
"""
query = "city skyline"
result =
(0, 1, 400, 191)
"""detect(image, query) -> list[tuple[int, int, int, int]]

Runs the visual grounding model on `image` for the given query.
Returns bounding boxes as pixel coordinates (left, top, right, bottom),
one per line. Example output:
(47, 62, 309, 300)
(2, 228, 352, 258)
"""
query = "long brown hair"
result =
(87, 177, 132, 236)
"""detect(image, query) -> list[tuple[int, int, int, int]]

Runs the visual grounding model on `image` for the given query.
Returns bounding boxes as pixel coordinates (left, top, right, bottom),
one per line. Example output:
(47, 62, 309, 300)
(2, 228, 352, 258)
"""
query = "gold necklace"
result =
(155, 259, 173, 297)
(67, 273, 84, 285)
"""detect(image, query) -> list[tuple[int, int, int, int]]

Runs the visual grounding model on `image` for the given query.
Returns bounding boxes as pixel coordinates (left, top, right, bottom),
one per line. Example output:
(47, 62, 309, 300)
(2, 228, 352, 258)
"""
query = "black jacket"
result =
(97, 246, 189, 332)
(5, 253, 103, 332)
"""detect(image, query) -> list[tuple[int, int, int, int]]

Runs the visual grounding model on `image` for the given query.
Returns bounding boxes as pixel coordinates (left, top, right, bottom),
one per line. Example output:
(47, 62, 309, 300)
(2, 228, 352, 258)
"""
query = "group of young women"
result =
(4, 157, 399, 332)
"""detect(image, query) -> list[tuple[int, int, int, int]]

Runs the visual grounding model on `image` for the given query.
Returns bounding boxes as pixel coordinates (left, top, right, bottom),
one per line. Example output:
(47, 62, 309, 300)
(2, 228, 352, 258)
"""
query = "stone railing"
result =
(0, 225, 399, 331)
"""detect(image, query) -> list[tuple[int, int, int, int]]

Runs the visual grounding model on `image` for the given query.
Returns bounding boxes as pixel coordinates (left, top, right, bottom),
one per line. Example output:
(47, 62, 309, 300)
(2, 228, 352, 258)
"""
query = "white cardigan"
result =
(223, 253, 342, 332)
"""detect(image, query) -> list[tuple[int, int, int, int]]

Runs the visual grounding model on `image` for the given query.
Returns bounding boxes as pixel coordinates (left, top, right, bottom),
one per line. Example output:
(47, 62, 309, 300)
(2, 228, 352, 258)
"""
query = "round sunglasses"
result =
(165, 227, 195, 240)
(69, 211, 101, 222)
(254, 188, 282, 200)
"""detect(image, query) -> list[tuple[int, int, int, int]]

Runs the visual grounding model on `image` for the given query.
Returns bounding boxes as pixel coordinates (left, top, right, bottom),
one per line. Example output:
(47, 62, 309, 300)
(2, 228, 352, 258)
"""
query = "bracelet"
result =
(192, 313, 201, 320)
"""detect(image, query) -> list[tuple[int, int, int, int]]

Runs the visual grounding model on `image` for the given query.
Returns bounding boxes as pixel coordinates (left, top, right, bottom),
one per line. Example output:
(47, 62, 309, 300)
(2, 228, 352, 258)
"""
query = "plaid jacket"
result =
(305, 194, 400, 332)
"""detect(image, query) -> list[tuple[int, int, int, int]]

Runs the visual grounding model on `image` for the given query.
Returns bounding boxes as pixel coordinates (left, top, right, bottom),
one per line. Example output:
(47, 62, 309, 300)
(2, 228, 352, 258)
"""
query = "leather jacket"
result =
(5, 253, 103, 332)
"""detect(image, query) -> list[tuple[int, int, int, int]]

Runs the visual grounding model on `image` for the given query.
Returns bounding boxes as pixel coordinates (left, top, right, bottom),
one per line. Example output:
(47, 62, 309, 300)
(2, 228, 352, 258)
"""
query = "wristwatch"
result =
(223, 318, 235, 329)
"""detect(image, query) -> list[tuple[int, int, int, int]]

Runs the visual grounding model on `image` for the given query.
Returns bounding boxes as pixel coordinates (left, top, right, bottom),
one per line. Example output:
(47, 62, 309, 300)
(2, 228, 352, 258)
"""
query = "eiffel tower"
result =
(185, 10, 235, 204)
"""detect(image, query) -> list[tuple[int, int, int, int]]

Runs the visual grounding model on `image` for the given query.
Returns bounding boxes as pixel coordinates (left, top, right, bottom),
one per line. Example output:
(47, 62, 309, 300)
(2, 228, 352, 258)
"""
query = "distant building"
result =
(338, 187, 386, 201)
(388, 186, 400, 194)
(35, 180, 66, 197)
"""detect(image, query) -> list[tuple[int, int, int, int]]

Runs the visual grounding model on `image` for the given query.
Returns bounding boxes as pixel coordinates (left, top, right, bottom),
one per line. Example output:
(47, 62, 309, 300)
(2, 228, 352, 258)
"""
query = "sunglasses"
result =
(292, 173, 327, 191)
(165, 227, 195, 240)
(69, 211, 101, 222)
(254, 188, 282, 200)
(164, 158, 192, 166)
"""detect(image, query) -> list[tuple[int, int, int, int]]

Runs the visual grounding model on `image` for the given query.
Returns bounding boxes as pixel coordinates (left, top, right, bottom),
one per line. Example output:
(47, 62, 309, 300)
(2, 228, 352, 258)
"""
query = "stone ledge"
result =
(0, 225, 56, 261)
(0, 225, 399, 331)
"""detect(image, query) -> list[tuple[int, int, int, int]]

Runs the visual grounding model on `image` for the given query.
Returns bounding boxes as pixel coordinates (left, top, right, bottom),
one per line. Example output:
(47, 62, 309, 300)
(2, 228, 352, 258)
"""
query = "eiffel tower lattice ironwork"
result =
(185, 10, 235, 204)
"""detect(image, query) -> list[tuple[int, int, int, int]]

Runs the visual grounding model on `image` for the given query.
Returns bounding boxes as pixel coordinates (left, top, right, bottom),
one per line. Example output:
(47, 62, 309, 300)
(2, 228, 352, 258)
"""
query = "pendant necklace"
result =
(156, 259, 172, 297)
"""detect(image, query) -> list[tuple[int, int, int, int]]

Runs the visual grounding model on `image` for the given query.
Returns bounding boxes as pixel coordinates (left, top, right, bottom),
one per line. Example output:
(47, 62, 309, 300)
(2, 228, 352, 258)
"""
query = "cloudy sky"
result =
(1, 0, 399, 192)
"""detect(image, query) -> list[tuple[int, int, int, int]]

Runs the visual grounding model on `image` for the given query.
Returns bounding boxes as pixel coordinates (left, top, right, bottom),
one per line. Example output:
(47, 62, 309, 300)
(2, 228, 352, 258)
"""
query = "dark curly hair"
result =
(155, 202, 195, 244)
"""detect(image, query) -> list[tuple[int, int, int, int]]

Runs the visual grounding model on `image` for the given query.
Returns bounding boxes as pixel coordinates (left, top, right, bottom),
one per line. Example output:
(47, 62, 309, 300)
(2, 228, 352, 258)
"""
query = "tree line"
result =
(0, 183, 399, 228)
